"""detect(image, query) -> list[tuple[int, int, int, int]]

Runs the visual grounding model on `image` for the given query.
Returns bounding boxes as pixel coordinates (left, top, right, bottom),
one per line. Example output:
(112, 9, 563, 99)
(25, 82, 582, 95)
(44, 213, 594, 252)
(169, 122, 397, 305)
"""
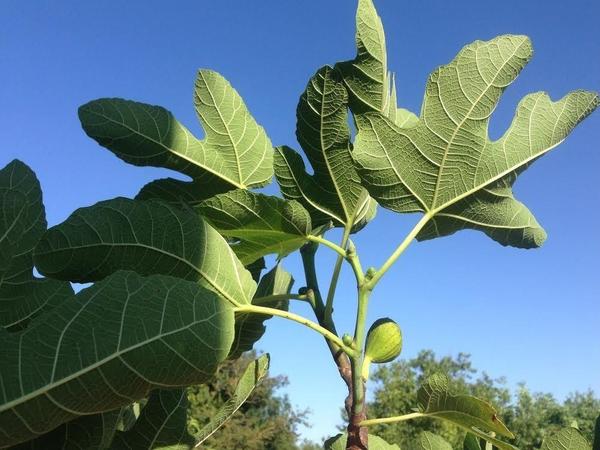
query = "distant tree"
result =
(366, 350, 598, 449)
(187, 351, 310, 450)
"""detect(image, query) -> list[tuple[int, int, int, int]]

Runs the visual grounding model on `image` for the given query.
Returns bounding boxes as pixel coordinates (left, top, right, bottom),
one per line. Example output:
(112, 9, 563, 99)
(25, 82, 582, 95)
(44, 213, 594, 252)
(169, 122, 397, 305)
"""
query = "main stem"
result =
(346, 284, 371, 450)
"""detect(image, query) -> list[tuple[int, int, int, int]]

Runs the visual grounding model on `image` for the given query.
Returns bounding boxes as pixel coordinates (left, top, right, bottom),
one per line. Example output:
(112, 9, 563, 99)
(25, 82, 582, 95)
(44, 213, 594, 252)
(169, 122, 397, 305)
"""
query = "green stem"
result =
(360, 412, 424, 427)
(252, 293, 308, 306)
(324, 225, 352, 322)
(236, 304, 358, 357)
(367, 213, 432, 289)
(350, 286, 371, 415)
(307, 234, 346, 258)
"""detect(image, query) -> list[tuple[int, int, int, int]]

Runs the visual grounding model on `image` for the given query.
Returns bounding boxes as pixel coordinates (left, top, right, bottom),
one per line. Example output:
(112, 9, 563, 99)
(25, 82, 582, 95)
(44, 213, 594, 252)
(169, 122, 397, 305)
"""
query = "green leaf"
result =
(79, 69, 273, 205)
(0, 160, 72, 331)
(112, 389, 194, 450)
(197, 189, 311, 265)
(229, 263, 293, 359)
(541, 427, 592, 450)
(324, 432, 400, 450)
(0, 271, 234, 448)
(194, 354, 270, 446)
(353, 35, 599, 248)
(417, 373, 513, 438)
(8, 409, 122, 450)
(34, 197, 256, 306)
(464, 433, 484, 450)
(416, 431, 454, 450)
(335, 0, 390, 115)
(274, 66, 376, 232)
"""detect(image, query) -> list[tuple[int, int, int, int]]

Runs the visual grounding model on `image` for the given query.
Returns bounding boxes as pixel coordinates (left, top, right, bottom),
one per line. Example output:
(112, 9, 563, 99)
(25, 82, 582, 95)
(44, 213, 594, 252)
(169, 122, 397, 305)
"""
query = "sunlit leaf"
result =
(79, 70, 273, 205)
(353, 35, 598, 248)
(274, 66, 376, 232)
(197, 189, 311, 265)
(417, 373, 513, 438)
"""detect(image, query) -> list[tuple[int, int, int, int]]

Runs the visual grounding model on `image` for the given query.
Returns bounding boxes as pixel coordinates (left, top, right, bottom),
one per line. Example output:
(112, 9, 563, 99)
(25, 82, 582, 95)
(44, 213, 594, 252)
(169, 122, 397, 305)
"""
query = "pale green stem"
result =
(307, 234, 346, 258)
(360, 412, 424, 427)
(367, 213, 432, 289)
(236, 304, 358, 358)
(350, 286, 371, 415)
(324, 225, 352, 322)
(252, 293, 308, 306)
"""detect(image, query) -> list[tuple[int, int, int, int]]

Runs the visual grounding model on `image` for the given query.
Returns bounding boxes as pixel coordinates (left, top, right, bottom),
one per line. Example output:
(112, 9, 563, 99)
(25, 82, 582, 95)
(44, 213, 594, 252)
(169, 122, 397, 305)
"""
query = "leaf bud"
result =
(342, 333, 354, 347)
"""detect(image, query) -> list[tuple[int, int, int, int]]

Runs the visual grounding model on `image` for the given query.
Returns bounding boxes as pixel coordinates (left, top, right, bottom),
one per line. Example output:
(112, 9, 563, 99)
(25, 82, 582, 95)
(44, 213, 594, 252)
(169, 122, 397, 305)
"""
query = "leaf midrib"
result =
(36, 242, 247, 307)
(431, 39, 528, 209)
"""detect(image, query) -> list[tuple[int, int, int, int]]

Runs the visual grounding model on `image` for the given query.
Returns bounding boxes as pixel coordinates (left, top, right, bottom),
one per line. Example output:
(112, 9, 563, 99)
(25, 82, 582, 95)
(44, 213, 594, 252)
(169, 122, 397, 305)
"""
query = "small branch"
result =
(367, 213, 432, 289)
(360, 412, 424, 427)
(324, 225, 352, 321)
(252, 293, 308, 306)
(307, 234, 347, 258)
(236, 304, 358, 358)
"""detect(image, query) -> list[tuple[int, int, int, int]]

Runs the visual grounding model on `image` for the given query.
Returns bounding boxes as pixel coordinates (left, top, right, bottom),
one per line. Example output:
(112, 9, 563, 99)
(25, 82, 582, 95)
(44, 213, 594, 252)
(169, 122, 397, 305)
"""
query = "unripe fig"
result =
(364, 318, 402, 364)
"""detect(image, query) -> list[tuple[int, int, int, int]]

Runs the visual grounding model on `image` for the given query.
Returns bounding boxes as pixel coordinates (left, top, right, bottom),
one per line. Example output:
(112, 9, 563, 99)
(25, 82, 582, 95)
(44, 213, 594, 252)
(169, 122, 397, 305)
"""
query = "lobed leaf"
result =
(417, 373, 513, 438)
(353, 35, 599, 248)
(0, 271, 234, 448)
(34, 197, 256, 306)
(274, 66, 376, 232)
(193, 354, 270, 446)
(197, 189, 311, 265)
(0, 160, 72, 331)
(79, 70, 273, 205)
(112, 389, 194, 450)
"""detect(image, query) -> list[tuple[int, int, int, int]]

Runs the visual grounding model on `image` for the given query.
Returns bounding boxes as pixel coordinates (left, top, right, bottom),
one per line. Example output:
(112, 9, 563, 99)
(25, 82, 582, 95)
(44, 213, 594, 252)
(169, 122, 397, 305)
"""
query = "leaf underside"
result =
(33, 197, 256, 307)
(79, 70, 273, 205)
(197, 189, 311, 265)
(353, 34, 598, 248)
(274, 65, 376, 232)
(111, 388, 194, 450)
(0, 160, 72, 331)
(541, 427, 592, 450)
(0, 271, 234, 448)
(194, 354, 270, 446)
(417, 373, 514, 440)
(325, 432, 401, 450)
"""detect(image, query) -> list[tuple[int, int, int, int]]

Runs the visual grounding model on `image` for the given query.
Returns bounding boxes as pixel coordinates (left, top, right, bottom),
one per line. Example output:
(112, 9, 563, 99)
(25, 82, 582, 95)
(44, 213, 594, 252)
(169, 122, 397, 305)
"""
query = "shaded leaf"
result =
(229, 263, 293, 359)
(112, 389, 194, 450)
(274, 66, 376, 232)
(0, 271, 234, 447)
(197, 189, 311, 265)
(353, 35, 598, 248)
(594, 415, 600, 450)
(0, 160, 72, 331)
(417, 373, 513, 438)
(325, 432, 400, 449)
(194, 354, 270, 446)
(8, 409, 122, 450)
(416, 431, 453, 450)
(246, 257, 266, 283)
(464, 433, 485, 450)
(34, 197, 256, 306)
(79, 70, 273, 205)
(541, 427, 591, 450)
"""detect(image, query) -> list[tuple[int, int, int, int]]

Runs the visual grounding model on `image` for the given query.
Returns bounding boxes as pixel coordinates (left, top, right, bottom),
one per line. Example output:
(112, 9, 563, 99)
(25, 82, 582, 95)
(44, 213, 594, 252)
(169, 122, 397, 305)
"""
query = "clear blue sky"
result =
(2, 0, 599, 443)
